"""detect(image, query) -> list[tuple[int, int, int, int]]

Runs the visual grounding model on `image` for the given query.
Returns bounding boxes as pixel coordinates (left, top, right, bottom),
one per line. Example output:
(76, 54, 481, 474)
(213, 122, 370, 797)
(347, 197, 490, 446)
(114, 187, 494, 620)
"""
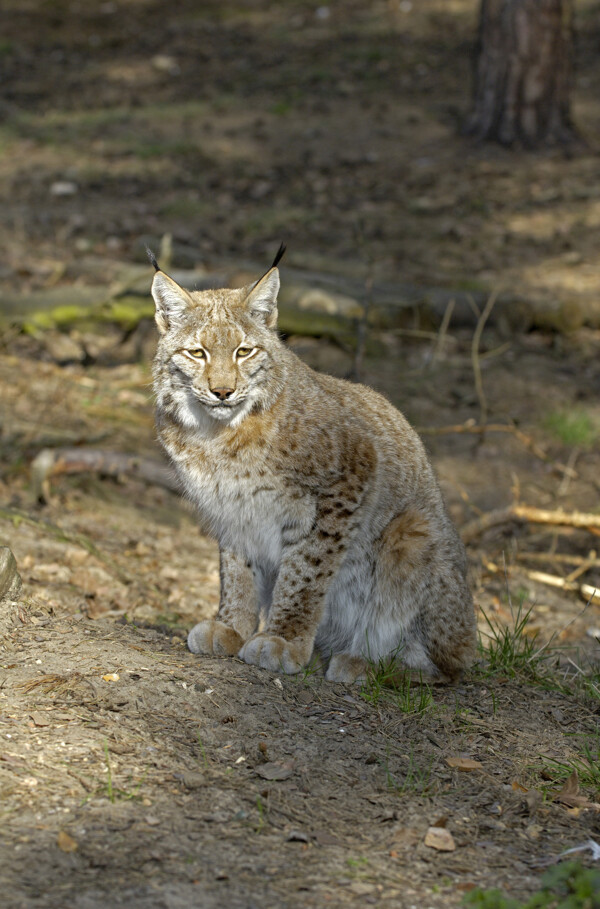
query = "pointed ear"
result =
(245, 267, 280, 328)
(151, 271, 193, 335)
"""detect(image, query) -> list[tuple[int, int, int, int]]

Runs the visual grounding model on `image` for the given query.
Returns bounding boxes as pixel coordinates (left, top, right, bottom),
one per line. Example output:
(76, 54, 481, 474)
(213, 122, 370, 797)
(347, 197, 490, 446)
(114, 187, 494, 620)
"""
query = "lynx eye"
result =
(236, 347, 254, 359)
(187, 348, 206, 360)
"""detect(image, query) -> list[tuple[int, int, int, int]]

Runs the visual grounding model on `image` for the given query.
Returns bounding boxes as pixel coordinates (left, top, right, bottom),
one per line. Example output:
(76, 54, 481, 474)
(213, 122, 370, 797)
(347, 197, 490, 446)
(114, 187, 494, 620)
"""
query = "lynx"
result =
(150, 246, 476, 683)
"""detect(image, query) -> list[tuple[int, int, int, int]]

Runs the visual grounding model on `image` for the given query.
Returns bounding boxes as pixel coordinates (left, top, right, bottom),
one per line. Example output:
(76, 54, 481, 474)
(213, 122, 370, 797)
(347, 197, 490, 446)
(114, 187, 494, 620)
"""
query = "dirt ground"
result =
(1, 2, 600, 908)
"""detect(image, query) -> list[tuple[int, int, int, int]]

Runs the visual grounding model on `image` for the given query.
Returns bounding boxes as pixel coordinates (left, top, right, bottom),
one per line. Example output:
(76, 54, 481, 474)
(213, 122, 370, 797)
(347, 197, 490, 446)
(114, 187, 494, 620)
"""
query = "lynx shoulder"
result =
(150, 248, 476, 683)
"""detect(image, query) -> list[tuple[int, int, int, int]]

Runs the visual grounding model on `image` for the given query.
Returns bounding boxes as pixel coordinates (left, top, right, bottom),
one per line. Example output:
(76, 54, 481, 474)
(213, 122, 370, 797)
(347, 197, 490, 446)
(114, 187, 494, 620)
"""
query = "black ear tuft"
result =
(270, 242, 286, 270)
(146, 246, 160, 272)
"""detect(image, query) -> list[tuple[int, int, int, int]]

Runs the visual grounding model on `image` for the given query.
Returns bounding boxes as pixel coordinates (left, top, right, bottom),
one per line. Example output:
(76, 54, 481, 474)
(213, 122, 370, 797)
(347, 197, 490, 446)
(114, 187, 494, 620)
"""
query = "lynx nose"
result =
(211, 387, 235, 401)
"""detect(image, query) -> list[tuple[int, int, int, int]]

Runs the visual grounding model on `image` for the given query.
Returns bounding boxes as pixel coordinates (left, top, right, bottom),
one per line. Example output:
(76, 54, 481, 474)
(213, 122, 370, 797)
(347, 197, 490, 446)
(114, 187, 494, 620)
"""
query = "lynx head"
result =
(150, 245, 286, 428)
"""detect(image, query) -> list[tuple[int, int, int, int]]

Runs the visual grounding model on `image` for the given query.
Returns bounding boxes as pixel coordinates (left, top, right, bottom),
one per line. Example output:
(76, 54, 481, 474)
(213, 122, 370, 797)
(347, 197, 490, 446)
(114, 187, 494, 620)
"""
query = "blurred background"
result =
(0, 0, 599, 298)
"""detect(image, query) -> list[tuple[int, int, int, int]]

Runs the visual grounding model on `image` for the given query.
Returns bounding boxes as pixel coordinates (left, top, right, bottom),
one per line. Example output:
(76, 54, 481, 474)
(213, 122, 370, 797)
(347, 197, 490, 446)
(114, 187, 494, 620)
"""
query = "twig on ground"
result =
(526, 569, 578, 591)
(430, 298, 455, 366)
(525, 570, 599, 606)
(471, 289, 499, 431)
(461, 504, 600, 545)
(565, 554, 598, 583)
(581, 583, 600, 606)
(417, 419, 549, 461)
(515, 551, 599, 571)
(557, 447, 580, 498)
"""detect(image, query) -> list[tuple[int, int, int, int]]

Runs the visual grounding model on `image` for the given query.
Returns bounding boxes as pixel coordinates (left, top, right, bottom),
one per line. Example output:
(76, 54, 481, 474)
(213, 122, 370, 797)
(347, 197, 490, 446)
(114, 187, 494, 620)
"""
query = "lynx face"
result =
(152, 268, 284, 428)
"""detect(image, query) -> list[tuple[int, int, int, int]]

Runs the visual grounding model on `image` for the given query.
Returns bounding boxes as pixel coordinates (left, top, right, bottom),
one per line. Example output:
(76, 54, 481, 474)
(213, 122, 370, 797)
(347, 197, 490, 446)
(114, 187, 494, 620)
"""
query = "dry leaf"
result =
(424, 826, 456, 851)
(445, 757, 483, 772)
(512, 780, 529, 792)
(559, 770, 580, 798)
(554, 771, 600, 810)
(102, 673, 119, 682)
(57, 831, 78, 853)
(30, 712, 51, 727)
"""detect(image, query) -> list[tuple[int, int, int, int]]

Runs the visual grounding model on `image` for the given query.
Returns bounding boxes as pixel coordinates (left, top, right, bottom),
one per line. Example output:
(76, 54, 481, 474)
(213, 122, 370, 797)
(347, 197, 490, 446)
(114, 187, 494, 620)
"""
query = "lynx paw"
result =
(326, 654, 368, 684)
(187, 619, 243, 656)
(239, 633, 309, 674)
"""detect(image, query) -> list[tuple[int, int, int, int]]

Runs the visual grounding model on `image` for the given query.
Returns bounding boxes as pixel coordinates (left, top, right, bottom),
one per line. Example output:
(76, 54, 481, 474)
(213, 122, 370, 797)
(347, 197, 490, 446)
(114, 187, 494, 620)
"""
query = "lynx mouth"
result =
(208, 399, 240, 409)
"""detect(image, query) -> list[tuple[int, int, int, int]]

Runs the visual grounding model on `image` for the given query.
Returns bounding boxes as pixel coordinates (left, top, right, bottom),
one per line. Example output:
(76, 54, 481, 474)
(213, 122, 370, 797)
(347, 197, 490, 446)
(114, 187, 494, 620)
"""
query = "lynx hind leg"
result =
(188, 619, 243, 656)
(389, 528, 476, 680)
(370, 509, 475, 681)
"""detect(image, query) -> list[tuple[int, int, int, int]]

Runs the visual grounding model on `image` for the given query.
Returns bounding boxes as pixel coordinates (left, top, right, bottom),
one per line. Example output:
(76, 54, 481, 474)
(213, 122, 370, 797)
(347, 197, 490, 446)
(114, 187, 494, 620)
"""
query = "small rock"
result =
(50, 181, 78, 196)
(177, 772, 205, 790)
(286, 830, 310, 843)
(256, 761, 294, 781)
(424, 826, 456, 851)
(151, 54, 180, 75)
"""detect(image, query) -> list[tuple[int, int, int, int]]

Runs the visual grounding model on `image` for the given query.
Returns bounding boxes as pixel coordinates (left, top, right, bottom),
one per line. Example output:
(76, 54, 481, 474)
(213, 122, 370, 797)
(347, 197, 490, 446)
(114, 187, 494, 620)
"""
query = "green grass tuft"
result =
(463, 861, 600, 908)
(381, 745, 434, 797)
(478, 599, 546, 680)
(361, 651, 433, 714)
(543, 408, 600, 449)
(539, 733, 600, 797)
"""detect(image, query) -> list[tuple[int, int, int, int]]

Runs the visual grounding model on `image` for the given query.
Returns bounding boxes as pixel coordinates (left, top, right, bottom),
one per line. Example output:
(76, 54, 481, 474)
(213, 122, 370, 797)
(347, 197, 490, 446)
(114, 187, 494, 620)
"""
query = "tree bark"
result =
(465, 0, 577, 147)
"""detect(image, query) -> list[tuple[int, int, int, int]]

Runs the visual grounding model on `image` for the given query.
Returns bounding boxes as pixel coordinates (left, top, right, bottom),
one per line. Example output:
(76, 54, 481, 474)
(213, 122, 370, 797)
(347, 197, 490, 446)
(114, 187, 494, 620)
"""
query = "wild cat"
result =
(150, 246, 476, 683)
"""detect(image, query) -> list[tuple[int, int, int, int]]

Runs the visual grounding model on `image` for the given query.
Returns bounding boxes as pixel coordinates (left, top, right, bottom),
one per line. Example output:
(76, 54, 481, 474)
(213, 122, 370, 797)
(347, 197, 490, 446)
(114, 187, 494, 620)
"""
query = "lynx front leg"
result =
(239, 441, 374, 674)
(239, 535, 338, 673)
(188, 549, 258, 656)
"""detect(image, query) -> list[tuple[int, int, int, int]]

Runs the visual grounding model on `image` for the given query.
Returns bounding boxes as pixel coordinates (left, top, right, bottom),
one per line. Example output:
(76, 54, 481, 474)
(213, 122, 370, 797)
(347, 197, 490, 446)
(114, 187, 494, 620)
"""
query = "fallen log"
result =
(4, 253, 600, 340)
(31, 448, 179, 503)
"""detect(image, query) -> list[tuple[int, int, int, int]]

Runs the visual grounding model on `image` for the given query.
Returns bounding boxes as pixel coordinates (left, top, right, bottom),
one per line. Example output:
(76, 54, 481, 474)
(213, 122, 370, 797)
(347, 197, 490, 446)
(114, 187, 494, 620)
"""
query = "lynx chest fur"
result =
(151, 247, 476, 683)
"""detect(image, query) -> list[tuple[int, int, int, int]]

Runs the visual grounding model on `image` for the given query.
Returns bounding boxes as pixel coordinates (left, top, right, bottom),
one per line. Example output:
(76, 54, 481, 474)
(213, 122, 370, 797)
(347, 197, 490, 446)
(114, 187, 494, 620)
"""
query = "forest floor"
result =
(1, 1, 600, 908)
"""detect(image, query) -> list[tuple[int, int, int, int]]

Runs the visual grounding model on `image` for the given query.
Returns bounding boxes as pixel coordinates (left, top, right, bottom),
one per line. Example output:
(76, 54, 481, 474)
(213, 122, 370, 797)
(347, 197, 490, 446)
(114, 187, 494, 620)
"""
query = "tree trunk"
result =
(465, 0, 577, 147)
